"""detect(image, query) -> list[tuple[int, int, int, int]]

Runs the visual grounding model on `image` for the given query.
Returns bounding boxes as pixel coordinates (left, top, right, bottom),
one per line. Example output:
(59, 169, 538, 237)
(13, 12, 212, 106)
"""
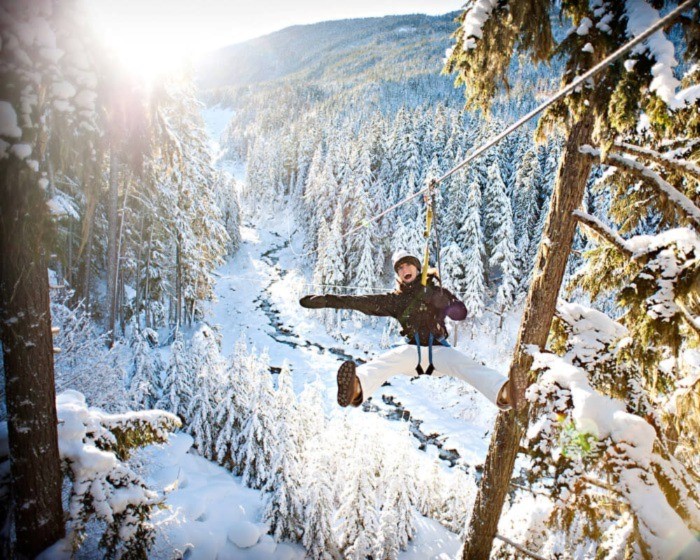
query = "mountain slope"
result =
(197, 12, 460, 90)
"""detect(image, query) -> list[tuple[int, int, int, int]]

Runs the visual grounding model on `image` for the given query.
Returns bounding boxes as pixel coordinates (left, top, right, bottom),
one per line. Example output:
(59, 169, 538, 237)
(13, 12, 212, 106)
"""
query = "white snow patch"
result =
(10, 143, 32, 159)
(0, 101, 22, 138)
(462, 0, 498, 50)
(576, 18, 593, 36)
(625, 0, 683, 109)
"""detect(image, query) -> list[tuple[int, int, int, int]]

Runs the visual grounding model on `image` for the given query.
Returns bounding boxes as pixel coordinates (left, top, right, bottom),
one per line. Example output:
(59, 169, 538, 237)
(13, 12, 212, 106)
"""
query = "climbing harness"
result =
(413, 332, 450, 376)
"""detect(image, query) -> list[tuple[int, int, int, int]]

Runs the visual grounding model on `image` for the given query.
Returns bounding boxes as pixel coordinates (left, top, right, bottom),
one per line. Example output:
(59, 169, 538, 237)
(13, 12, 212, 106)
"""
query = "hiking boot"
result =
(497, 380, 515, 411)
(337, 360, 363, 407)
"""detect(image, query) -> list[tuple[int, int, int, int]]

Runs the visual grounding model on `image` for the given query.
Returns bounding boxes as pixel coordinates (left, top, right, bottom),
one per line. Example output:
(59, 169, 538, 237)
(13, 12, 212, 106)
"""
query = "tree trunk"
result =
(106, 146, 120, 345)
(175, 238, 182, 328)
(144, 223, 153, 328)
(75, 177, 97, 307)
(462, 112, 594, 559)
(0, 159, 65, 558)
(134, 215, 146, 329)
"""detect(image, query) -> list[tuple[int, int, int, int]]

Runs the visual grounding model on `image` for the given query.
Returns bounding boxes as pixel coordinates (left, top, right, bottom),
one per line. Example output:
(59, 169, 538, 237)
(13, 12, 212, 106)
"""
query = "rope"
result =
(340, 0, 698, 242)
(420, 181, 436, 286)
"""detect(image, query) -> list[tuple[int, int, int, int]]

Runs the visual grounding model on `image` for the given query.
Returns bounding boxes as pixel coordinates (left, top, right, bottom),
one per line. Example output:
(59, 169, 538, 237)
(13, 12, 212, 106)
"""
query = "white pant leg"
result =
(355, 345, 421, 402)
(430, 346, 508, 406)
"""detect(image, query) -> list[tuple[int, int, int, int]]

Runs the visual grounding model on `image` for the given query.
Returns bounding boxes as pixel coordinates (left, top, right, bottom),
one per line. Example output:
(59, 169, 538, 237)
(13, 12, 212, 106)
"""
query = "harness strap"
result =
(414, 333, 450, 376)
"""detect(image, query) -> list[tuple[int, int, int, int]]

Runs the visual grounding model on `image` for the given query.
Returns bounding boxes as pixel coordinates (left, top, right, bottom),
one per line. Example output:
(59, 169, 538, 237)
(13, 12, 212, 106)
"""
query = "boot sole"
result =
(337, 360, 359, 407)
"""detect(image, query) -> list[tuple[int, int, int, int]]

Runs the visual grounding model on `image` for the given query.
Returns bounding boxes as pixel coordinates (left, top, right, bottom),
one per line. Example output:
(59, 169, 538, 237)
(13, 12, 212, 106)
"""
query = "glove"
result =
(300, 295, 327, 309)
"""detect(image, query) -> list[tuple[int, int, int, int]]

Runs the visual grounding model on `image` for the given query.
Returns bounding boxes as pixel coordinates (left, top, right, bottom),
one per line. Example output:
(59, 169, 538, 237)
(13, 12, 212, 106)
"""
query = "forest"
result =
(1, 1, 699, 559)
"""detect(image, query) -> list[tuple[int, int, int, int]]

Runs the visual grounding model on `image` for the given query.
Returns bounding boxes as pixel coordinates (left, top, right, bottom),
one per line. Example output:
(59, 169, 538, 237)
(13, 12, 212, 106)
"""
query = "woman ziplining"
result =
(299, 249, 513, 410)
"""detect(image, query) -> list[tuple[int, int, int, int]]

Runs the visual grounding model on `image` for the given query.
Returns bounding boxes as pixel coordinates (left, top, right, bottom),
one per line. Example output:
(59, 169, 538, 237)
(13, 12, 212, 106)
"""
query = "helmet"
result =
(392, 249, 421, 274)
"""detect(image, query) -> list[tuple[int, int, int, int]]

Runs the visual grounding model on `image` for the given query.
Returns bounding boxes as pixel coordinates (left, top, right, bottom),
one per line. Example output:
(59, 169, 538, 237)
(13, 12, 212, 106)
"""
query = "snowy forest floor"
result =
(134, 213, 524, 559)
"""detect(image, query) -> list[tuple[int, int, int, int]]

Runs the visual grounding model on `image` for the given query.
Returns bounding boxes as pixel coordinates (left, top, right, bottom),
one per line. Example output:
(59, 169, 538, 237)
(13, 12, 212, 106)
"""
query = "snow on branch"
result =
(56, 390, 180, 557)
(462, 0, 499, 50)
(614, 142, 700, 181)
(580, 145, 700, 228)
(527, 352, 700, 559)
(573, 210, 634, 257)
(624, 0, 683, 109)
(555, 299, 629, 369)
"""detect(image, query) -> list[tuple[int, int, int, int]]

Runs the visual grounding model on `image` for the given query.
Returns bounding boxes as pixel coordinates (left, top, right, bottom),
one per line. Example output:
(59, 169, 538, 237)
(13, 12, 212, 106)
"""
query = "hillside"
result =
(197, 12, 461, 90)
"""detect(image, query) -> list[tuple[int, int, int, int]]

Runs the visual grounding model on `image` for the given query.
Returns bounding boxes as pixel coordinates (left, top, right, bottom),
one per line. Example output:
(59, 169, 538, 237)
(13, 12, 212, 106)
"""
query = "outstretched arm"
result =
(300, 293, 398, 317)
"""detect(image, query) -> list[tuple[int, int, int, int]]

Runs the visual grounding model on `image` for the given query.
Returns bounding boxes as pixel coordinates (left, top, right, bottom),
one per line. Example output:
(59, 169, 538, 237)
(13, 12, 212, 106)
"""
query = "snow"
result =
(143, 431, 462, 559)
(10, 143, 31, 159)
(579, 145, 700, 226)
(228, 522, 265, 548)
(0, 101, 22, 138)
(461, 0, 498, 50)
(576, 18, 593, 36)
(528, 351, 700, 559)
(624, 0, 684, 109)
(207, 217, 508, 463)
(51, 80, 76, 99)
(155, 209, 511, 557)
(142, 433, 299, 559)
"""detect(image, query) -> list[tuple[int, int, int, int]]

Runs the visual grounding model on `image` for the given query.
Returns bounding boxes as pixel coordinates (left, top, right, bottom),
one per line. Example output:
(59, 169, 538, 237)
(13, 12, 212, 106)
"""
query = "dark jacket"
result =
(299, 274, 467, 345)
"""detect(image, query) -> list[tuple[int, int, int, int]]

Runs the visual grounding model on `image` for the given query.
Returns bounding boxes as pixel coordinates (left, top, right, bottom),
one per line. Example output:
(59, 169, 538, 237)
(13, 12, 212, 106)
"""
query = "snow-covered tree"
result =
(336, 426, 380, 559)
(237, 355, 278, 489)
(262, 364, 305, 541)
(214, 352, 251, 471)
(185, 326, 224, 460)
(56, 391, 179, 558)
(157, 330, 193, 421)
(459, 180, 486, 317)
(302, 437, 341, 560)
(128, 327, 163, 410)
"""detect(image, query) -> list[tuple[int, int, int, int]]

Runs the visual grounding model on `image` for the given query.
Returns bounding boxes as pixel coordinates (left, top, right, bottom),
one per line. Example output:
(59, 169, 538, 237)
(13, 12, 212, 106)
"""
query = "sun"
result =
(87, 0, 207, 80)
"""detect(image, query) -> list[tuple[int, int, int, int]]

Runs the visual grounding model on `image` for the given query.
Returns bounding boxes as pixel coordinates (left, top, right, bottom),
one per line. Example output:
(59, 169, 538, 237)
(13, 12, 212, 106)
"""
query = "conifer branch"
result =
(612, 142, 700, 182)
(494, 533, 549, 560)
(673, 298, 700, 337)
(580, 145, 700, 229)
(573, 210, 633, 257)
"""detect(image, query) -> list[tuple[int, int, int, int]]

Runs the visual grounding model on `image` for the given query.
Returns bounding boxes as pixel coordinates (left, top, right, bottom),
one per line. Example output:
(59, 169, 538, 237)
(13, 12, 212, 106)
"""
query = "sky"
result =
(89, 0, 462, 75)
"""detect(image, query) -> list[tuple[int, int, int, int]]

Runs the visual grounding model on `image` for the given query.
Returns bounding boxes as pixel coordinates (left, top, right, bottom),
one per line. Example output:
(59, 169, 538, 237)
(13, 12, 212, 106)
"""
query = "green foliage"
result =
(444, 0, 554, 113)
(609, 71, 646, 134)
(100, 413, 182, 461)
(559, 420, 598, 460)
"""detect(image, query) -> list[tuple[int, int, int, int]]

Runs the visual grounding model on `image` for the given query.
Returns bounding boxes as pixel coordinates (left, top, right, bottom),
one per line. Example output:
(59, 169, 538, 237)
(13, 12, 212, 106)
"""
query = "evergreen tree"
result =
(337, 428, 380, 560)
(214, 350, 251, 471)
(237, 361, 278, 489)
(128, 328, 163, 410)
(262, 365, 305, 541)
(302, 448, 340, 559)
(185, 326, 223, 461)
(484, 162, 518, 307)
(512, 148, 539, 284)
(158, 330, 193, 420)
(459, 180, 486, 317)
(380, 447, 417, 553)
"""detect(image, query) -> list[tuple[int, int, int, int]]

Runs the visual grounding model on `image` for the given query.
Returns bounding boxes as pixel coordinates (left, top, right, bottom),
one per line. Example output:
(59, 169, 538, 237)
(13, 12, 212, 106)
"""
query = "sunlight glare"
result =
(87, 1, 208, 80)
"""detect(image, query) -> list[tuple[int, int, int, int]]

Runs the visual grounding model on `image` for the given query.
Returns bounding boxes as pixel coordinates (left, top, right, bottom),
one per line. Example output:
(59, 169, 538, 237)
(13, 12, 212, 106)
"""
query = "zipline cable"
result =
(340, 0, 699, 242)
